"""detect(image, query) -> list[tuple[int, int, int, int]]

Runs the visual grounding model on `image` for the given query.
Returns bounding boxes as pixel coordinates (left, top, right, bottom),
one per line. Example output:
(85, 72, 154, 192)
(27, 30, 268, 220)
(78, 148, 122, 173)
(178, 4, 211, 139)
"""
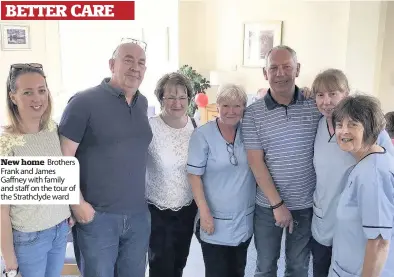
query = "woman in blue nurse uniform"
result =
(187, 84, 256, 277)
(329, 94, 394, 277)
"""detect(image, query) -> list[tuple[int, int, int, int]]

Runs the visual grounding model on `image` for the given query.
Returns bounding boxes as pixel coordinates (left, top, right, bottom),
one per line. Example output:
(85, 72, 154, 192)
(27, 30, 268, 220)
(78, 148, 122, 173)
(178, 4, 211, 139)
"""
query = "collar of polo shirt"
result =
(264, 85, 305, 110)
(102, 77, 140, 106)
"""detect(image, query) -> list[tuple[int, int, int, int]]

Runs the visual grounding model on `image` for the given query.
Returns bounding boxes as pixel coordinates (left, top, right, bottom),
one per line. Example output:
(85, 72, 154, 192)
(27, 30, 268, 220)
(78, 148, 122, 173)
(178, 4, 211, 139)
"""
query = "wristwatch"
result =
(3, 267, 19, 277)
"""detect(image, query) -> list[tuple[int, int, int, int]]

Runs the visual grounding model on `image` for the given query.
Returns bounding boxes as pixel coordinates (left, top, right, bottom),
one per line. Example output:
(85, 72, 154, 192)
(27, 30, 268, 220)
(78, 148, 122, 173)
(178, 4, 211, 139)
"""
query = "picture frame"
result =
(242, 21, 283, 67)
(1, 24, 31, 51)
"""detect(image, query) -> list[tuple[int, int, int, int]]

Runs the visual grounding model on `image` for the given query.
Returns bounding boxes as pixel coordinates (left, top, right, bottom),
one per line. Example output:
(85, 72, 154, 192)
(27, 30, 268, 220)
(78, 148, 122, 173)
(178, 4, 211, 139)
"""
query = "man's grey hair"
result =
(264, 45, 298, 67)
(332, 93, 386, 146)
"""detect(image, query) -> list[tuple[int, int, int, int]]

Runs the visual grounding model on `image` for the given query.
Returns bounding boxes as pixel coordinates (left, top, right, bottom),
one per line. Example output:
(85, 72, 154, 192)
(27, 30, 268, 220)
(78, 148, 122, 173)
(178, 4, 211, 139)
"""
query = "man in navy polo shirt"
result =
(242, 45, 321, 276)
(59, 40, 153, 277)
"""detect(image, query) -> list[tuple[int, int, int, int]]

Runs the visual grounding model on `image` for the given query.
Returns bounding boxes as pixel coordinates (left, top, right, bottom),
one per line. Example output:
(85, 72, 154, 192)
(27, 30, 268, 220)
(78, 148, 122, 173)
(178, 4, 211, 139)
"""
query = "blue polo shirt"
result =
(59, 78, 153, 215)
(187, 119, 256, 246)
(329, 150, 394, 277)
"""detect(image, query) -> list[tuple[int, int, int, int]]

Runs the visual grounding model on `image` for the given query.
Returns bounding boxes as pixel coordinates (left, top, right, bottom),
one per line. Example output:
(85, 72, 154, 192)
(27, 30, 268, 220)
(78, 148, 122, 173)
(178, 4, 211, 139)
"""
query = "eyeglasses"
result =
(162, 96, 189, 102)
(9, 63, 43, 73)
(7, 63, 44, 92)
(120, 38, 147, 52)
(226, 143, 238, 166)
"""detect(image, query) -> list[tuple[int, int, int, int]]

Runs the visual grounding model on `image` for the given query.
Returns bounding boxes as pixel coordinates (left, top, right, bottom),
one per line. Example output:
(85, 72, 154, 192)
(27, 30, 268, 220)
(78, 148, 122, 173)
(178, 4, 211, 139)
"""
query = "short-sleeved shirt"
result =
(329, 151, 394, 276)
(242, 86, 322, 210)
(312, 117, 394, 246)
(187, 119, 256, 246)
(59, 78, 153, 215)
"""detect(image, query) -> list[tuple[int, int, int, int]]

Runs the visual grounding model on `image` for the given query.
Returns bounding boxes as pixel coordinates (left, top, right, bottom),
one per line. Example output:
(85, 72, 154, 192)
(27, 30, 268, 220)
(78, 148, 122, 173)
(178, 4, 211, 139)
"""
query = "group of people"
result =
(1, 39, 393, 277)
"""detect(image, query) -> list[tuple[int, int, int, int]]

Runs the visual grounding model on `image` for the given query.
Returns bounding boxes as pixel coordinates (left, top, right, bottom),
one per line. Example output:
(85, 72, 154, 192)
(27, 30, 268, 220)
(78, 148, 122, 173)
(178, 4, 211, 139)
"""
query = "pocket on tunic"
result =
(200, 210, 235, 245)
(313, 202, 324, 219)
(331, 260, 358, 277)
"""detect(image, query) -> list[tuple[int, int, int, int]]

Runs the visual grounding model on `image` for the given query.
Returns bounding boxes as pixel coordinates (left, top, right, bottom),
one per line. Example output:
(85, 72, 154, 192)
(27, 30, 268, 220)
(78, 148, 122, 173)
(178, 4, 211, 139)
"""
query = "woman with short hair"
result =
(329, 94, 394, 276)
(0, 63, 72, 277)
(146, 72, 198, 277)
(187, 84, 256, 277)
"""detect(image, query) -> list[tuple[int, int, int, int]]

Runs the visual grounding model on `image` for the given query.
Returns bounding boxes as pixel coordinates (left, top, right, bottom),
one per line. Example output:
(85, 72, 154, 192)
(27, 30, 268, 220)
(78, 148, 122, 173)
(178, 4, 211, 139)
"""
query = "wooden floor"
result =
(62, 264, 80, 275)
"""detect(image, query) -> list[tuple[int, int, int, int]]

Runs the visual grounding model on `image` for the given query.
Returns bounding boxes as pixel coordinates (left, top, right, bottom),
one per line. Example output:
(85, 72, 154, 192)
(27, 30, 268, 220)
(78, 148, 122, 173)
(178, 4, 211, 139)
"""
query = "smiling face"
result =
(217, 99, 244, 126)
(263, 48, 300, 97)
(315, 90, 347, 118)
(161, 84, 189, 119)
(312, 69, 350, 119)
(110, 43, 146, 92)
(335, 116, 366, 154)
(9, 72, 49, 122)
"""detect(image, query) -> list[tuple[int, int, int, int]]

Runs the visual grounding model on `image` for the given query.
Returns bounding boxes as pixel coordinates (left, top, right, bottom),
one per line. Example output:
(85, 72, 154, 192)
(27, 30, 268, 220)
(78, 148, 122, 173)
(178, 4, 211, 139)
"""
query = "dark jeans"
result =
(195, 220, 251, 277)
(148, 201, 197, 277)
(73, 210, 151, 277)
(254, 205, 312, 277)
(311, 237, 332, 277)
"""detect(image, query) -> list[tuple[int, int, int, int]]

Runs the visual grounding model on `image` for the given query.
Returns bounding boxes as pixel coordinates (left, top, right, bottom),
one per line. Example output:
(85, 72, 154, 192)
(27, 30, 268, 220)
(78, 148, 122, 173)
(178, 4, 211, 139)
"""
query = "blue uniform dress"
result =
(187, 119, 256, 246)
(329, 149, 394, 277)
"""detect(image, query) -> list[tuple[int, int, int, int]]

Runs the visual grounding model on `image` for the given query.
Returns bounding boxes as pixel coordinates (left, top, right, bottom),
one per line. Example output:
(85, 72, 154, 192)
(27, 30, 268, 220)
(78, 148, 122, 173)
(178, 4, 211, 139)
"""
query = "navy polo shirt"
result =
(59, 78, 153, 214)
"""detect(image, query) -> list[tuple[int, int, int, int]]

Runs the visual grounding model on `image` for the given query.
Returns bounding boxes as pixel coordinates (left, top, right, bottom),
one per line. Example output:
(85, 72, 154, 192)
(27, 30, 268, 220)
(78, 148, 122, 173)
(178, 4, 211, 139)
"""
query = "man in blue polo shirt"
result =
(59, 40, 153, 277)
(242, 45, 321, 276)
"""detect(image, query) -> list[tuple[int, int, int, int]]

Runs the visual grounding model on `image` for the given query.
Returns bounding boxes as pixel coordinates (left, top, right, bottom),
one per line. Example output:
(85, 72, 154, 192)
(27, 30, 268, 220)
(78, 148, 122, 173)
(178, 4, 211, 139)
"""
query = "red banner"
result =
(0, 1, 135, 20)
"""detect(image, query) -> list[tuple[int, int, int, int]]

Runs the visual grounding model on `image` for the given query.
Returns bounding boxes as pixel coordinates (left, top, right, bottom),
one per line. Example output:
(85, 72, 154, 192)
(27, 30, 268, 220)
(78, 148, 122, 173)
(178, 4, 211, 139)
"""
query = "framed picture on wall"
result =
(1, 24, 31, 50)
(242, 21, 282, 67)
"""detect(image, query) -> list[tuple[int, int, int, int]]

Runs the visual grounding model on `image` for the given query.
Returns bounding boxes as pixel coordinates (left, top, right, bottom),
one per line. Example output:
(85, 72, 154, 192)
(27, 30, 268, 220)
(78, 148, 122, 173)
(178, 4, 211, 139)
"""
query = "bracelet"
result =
(270, 200, 284, 210)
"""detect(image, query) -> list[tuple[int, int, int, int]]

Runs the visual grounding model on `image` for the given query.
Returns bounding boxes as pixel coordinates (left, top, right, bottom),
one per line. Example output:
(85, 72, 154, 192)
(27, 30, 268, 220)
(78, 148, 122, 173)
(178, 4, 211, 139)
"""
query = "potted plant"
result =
(177, 65, 211, 116)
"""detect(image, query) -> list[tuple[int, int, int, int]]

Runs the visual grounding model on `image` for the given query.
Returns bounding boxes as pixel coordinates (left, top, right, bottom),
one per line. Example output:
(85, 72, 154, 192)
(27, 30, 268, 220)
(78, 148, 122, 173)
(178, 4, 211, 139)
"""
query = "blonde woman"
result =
(0, 63, 72, 277)
(187, 84, 256, 277)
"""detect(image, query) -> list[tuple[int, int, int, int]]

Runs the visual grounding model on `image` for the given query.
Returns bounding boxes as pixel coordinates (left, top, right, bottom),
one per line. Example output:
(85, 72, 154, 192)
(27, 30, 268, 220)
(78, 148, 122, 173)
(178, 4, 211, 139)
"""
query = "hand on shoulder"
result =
(301, 87, 313, 99)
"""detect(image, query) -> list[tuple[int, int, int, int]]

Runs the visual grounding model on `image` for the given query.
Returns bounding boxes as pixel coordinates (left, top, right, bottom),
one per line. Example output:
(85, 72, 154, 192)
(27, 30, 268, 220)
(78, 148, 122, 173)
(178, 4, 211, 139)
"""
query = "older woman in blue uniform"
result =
(329, 94, 394, 277)
(187, 84, 256, 277)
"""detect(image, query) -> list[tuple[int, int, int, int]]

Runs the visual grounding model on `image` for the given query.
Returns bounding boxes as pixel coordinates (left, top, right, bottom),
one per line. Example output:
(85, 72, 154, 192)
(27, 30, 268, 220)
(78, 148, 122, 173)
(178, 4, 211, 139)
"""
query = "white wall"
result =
(378, 1, 394, 113)
(344, 1, 386, 96)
